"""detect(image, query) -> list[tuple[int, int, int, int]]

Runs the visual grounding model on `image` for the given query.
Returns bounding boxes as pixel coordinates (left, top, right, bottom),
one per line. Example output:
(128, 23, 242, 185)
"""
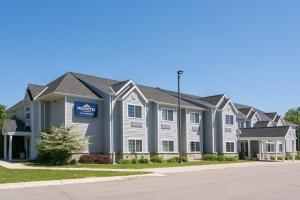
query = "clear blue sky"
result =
(0, 0, 299, 115)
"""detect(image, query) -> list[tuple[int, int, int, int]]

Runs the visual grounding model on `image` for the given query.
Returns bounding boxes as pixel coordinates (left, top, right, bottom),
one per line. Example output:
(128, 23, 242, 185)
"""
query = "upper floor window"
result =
(190, 112, 200, 124)
(237, 121, 245, 128)
(246, 121, 251, 128)
(225, 115, 234, 125)
(25, 107, 31, 120)
(162, 109, 173, 121)
(128, 105, 142, 118)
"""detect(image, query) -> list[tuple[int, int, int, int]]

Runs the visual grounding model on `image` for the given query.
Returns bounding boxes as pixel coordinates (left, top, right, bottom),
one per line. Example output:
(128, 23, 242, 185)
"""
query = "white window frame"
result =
(266, 142, 275, 153)
(162, 140, 175, 152)
(190, 141, 201, 152)
(190, 112, 200, 124)
(278, 143, 283, 153)
(128, 139, 143, 153)
(161, 108, 174, 122)
(128, 104, 142, 119)
(25, 106, 31, 121)
(225, 114, 234, 125)
(225, 141, 235, 153)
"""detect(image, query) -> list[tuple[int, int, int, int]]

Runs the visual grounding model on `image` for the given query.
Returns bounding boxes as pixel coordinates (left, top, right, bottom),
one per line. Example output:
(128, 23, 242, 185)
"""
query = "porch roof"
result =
(239, 126, 290, 138)
(2, 119, 31, 134)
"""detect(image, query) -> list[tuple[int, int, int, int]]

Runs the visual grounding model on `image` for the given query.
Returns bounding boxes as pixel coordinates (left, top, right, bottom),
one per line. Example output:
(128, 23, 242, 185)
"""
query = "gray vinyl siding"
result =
(45, 98, 65, 128)
(222, 103, 238, 153)
(285, 128, 296, 153)
(181, 109, 187, 153)
(113, 100, 122, 153)
(202, 106, 214, 153)
(122, 91, 148, 153)
(13, 107, 24, 122)
(186, 109, 203, 153)
(158, 105, 178, 153)
(65, 97, 104, 153)
(147, 102, 157, 153)
(216, 111, 223, 153)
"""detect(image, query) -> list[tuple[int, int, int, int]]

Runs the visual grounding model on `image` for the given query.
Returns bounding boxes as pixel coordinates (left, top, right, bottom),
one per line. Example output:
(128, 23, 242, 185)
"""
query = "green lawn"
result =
(0, 167, 147, 184)
(24, 160, 246, 169)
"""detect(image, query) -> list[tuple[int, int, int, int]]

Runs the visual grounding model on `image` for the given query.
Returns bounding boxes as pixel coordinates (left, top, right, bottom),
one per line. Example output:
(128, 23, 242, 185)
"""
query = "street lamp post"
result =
(177, 70, 184, 159)
(297, 110, 299, 155)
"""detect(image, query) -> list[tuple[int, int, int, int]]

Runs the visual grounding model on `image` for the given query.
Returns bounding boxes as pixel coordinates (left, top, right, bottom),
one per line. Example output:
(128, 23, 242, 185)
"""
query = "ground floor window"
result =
(163, 140, 174, 152)
(267, 143, 275, 153)
(279, 143, 283, 152)
(190, 141, 200, 152)
(226, 142, 235, 153)
(128, 139, 142, 153)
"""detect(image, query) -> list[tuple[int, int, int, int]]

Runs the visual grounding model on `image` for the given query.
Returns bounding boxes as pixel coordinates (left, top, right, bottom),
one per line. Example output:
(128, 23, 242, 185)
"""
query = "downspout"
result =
(110, 95, 115, 164)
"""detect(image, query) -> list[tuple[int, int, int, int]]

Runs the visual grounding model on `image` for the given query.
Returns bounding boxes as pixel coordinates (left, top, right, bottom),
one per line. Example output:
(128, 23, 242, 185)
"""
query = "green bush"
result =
(150, 156, 164, 163)
(117, 159, 132, 164)
(138, 156, 149, 164)
(167, 157, 178, 163)
(202, 154, 218, 161)
(296, 154, 300, 160)
(69, 159, 77, 165)
(217, 156, 227, 161)
(226, 156, 238, 161)
(202, 154, 239, 161)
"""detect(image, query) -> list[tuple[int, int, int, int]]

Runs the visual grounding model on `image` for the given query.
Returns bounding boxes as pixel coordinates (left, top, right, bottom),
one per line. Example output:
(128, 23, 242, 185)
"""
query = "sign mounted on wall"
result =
(75, 102, 98, 118)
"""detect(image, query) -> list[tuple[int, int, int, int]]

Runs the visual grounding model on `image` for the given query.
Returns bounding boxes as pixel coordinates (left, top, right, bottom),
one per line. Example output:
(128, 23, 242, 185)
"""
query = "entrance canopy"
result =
(239, 126, 297, 161)
(2, 119, 32, 161)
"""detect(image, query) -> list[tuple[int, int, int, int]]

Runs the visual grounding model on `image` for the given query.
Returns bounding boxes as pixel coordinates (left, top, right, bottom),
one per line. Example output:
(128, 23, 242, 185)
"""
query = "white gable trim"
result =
(120, 85, 148, 103)
(221, 99, 239, 114)
(114, 80, 134, 96)
(33, 87, 49, 100)
(215, 95, 226, 108)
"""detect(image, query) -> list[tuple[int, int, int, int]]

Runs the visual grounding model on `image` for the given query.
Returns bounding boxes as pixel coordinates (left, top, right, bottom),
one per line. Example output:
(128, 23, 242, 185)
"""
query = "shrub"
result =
(69, 159, 77, 165)
(131, 159, 138, 164)
(296, 154, 300, 160)
(138, 156, 149, 164)
(202, 154, 218, 161)
(167, 157, 178, 163)
(226, 156, 238, 161)
(150, 156, 164, 163)
(37, 125, 88, 165)
(79, 154, 112, 164)
(217, 156, 227, 161)
(117, 159, 132, 164)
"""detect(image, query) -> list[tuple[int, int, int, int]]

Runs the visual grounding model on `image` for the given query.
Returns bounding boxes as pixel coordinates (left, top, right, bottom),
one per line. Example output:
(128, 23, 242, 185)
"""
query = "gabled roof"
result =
(7, 100, 24, 113)
(111, 80, 131, 94)
(274, 115, 281, 123)
(218, 98, 229, 110)
(200, 94, 225, 106)
(2, 119, 30, 133)
(238, 108, 253, 117)
(39, 72, 100, 99)
(240, 126, 291, 138)
(234, 103, 273, 122)
(27, 84, 47, 100)
(254, 121, 271, 128)
(237, 111, 247, 119)
(264, 112, 278, 121)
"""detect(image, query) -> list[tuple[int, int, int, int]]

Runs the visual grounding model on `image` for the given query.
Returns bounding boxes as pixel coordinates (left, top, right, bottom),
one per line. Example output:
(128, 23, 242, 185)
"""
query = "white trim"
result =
(189, 112, 201, 124)
(215, 95, 226, 108)
(127, 138, 143, 153)
(189, 140, 201, 153)
(127, 103, 143, 119)
(161, 108, 174, 122)
(115, 80, 134, 95)
(33, 87, 48, 100)
(162, 140, 175, 153)
(4, 132, 33, 136)
(37, 92, 103, 101)
(120, 85, 148, 103)
(225, 141, 235, 153)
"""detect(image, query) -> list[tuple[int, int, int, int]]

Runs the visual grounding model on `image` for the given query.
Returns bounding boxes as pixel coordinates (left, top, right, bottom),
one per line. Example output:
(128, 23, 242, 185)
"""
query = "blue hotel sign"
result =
(75, 102, 98, 118)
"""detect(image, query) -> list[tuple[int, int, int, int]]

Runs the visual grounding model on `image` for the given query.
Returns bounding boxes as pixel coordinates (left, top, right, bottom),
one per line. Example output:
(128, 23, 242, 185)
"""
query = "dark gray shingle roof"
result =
(111, 80, 131, 93)
(254, 121, 271, 128)
(200, 94, 224, 106)
(218, 98, 229, 110)
(2, 119, 30, 133)
(264, 112, 278, 121)
(27, 84, 47, 100)
(238, 108, 252, 116)
(40, 73, 100, 99)
(240, 126, 290, 138)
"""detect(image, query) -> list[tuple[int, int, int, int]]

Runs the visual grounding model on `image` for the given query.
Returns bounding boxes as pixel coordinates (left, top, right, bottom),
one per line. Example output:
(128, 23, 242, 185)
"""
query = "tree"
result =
(37, 125, 88, 165)
(0, 104, 7, 158)
(284, 107, 300, 126)
(284, 107, 300, 153)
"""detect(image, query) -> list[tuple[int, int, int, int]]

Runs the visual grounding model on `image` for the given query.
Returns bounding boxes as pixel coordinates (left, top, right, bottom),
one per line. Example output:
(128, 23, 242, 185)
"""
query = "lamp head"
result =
(177, 70, 184, 75)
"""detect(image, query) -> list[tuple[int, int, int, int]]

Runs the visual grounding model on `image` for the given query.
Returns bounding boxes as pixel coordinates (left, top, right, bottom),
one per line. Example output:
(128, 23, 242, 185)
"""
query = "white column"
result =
(282, 140, 286, 162)
(275, 140, 278, 161)
(258, 140, 262, 160)
(292, 140, 296, 161)
(3, 136, 7, 160)
(248, 140, 251, 159)
(263, 140, 267, 160)
(8, 135, 13, 161)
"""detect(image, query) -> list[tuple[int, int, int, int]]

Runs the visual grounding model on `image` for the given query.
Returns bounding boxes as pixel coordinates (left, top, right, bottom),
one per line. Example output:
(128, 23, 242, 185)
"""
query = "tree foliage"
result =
(284, 107, 300, 125)
(37, 125, 88, 165)
(0, 104, 7, 132)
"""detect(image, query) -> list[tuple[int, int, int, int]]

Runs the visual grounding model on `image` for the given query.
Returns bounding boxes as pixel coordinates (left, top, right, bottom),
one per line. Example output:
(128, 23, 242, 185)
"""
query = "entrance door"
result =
(239, 142, 249, 159)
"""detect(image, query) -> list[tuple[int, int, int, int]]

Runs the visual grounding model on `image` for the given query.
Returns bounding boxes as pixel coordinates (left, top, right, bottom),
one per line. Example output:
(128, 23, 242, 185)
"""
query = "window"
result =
(226, 142, 235, 153)
(190, 113, 200, 124)
(225, 115, 234, 125)
(25, 107, 31, 120)
(162, 109, 173, 121)
(279, 144, 283, 152)
(128, 105, 142, 118)
(190, 141, 200, 152)
(128, 139, 142, 153)
(163, 141, 174, 152)
(267, 143, 275, 152)
(237, 121, 245, 129)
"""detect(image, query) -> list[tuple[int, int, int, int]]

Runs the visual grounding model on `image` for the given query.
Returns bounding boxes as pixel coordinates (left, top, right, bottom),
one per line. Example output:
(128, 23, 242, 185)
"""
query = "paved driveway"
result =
(1, 162, 300, 200)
